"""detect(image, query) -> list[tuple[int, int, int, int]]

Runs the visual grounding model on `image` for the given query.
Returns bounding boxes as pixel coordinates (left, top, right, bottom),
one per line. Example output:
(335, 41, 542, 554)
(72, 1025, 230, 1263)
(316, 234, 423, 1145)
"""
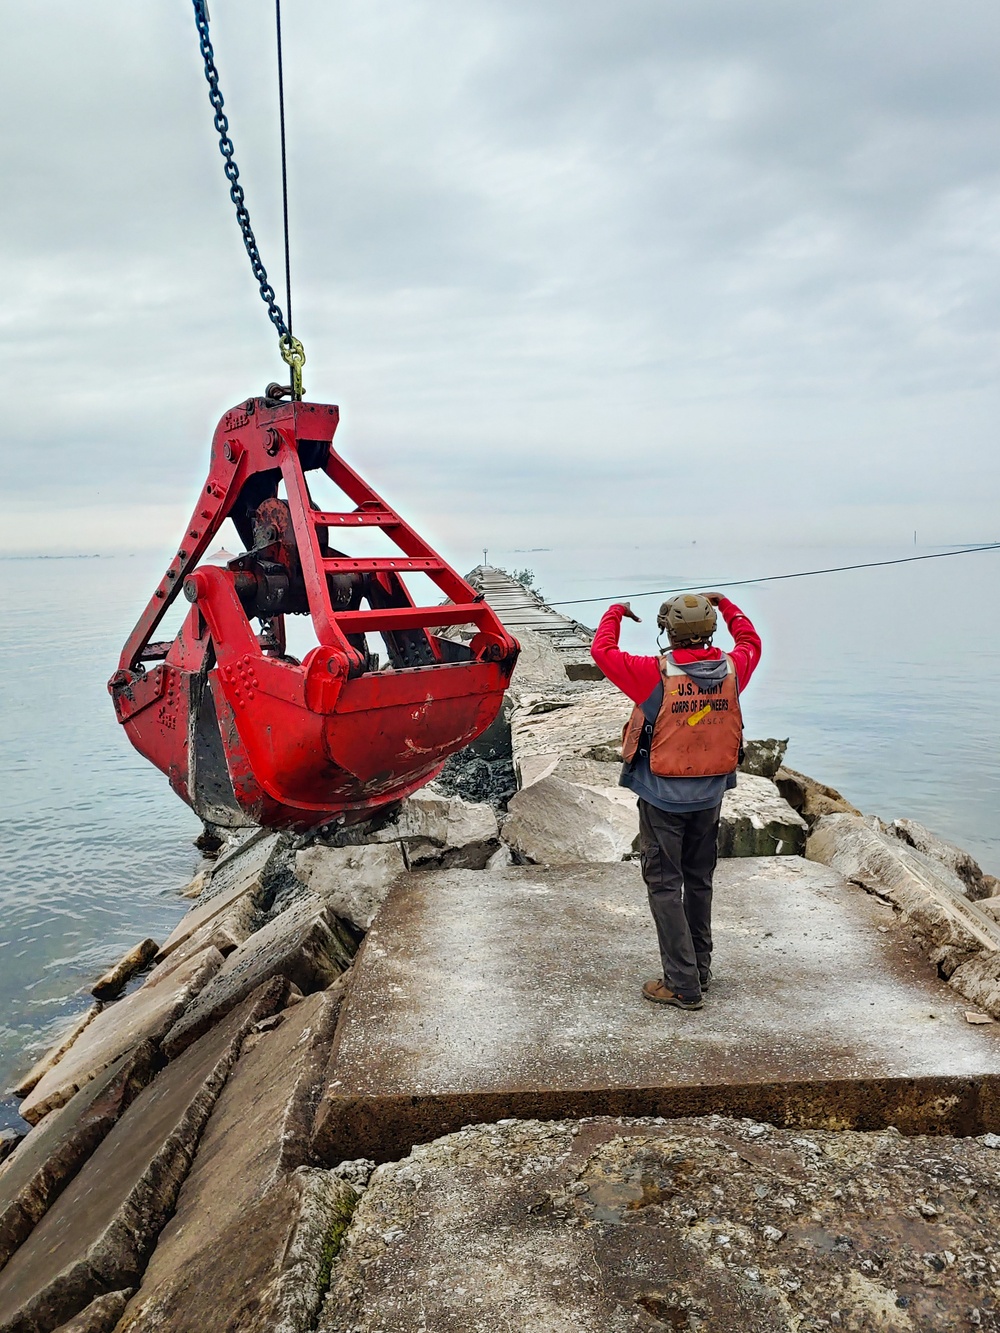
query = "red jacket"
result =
(590, 597, 762, 706)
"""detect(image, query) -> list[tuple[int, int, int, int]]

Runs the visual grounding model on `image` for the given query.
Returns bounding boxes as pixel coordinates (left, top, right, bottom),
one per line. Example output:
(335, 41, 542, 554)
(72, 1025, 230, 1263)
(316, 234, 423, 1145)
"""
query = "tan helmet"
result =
(657, 593, 717, 643)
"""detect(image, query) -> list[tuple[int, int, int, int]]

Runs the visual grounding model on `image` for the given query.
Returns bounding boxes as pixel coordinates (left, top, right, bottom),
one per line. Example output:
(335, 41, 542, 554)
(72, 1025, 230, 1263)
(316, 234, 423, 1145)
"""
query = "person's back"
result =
(591, 592, 762, 1009)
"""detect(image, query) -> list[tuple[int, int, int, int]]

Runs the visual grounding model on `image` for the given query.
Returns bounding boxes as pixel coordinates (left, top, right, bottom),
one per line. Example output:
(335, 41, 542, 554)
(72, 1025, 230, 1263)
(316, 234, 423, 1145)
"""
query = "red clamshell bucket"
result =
(109, 397, 519, 830)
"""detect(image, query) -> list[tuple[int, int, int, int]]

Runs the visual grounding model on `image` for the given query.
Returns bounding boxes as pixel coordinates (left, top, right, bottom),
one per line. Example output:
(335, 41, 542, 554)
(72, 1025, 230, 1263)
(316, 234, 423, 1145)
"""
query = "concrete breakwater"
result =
(2, 569, 1000, 1330)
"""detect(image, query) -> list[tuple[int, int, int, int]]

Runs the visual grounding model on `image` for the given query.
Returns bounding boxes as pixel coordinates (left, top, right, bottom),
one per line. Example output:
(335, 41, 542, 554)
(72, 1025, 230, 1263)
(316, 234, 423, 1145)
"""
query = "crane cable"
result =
(191, 0, 305, 398)
(545, 541, 1000, 609)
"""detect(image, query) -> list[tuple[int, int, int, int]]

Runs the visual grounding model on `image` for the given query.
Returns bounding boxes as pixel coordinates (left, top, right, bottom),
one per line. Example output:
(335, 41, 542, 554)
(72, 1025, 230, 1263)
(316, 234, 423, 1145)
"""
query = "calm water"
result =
(1, 541, 998, 1128)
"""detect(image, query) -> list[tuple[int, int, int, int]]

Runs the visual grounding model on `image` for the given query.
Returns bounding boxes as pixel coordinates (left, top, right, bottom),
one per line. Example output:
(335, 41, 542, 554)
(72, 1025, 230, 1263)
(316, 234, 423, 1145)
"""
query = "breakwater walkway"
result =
(2, 568, 1000, 1330)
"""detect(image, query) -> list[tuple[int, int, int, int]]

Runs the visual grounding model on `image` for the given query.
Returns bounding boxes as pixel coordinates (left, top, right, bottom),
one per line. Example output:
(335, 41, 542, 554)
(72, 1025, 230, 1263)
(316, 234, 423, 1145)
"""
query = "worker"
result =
(591, 593, 762, 1011)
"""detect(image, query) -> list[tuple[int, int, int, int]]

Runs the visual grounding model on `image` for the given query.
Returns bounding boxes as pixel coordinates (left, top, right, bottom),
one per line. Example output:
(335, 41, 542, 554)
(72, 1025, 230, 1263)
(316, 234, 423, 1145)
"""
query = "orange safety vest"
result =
(621, 654, 743, 779)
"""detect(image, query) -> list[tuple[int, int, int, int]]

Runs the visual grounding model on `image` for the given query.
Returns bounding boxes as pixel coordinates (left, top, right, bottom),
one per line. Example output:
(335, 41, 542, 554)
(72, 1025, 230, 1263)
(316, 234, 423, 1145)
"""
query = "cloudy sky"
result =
(4, 0, 1000, 563)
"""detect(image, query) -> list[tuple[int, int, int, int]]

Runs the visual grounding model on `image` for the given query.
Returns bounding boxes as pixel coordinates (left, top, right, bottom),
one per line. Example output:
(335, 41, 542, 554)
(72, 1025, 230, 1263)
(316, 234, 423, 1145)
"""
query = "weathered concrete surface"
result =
(11, 1010, 101, 1101)
(19, 948, 224, 1126)
(807, 815, 1000, 1000)
(0, 980, 287, 1333)
(115, 986, 353, 1333)
(91, 944, 158, 1003)
(295, 843, 407, 930)
(313, 860, 1000, 1164)
(161, 897, 352, 1059)
(501, 775, 639, 864)
(0, 1043, 158, 1268)
(319, 1115, 1000, 1333)
(719, 775, 808, 858)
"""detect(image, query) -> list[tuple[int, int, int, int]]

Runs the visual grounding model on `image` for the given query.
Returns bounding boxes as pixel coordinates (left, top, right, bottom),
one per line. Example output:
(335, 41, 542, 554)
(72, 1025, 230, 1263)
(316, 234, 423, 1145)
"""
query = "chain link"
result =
(192, 0, 290, 342)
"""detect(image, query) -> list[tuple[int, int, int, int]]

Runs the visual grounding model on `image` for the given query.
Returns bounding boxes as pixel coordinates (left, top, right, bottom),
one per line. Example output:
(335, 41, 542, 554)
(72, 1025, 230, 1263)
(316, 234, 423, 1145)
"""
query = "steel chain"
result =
(192, 0, 289, 340)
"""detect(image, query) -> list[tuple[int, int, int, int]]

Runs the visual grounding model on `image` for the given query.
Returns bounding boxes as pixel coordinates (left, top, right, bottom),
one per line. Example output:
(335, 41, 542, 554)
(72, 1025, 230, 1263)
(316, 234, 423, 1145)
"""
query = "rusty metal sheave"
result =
(109, 397, 519, 830)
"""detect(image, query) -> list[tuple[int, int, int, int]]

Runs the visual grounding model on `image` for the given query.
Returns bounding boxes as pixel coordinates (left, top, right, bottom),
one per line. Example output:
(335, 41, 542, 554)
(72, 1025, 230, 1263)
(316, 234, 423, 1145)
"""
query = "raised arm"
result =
(590, 604, 661, 705)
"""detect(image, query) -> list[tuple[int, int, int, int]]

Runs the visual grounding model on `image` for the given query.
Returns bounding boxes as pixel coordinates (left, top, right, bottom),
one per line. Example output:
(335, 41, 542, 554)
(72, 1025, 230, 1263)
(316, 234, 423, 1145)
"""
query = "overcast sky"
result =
(4, 0, 1000, 562)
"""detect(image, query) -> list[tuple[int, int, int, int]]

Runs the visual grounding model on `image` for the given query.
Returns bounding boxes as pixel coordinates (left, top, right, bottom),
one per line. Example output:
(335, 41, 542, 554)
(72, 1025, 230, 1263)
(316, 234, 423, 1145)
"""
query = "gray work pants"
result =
(638, 798, 722, 998)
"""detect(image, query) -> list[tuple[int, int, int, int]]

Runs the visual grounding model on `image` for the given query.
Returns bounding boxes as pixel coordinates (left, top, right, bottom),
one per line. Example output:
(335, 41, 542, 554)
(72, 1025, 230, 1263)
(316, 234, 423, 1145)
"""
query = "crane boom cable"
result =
(276, 0, 293, 340)
(545, 541, 1000, 608)
(190, 0, 305, 395)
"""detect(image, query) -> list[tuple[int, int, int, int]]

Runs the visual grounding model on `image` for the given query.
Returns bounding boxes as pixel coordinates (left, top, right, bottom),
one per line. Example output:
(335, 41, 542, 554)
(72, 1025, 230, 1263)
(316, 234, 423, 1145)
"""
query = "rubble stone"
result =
(520, 754, 622, 790)
(0, 982, 287, 1333)
(738, 737, 788, 779)
(368, 790, 498, 851)
(318, 1115, 1000, 1333)
(0, 1042, 158, 1268)
(719, 774, 808, 857)
(161, 897, 352, 1059)
(807, 815, 1000, 959)
(774, 766, 861, 824)
(501, 775, 638, 864)
(115, 988, 353, 1333)
(294, 843, 407, 930)
(509, 684, 629, 784)
(91, 942, 159, 1003)
(887, 817, 992, 900)
(19, 948, 224, 1126)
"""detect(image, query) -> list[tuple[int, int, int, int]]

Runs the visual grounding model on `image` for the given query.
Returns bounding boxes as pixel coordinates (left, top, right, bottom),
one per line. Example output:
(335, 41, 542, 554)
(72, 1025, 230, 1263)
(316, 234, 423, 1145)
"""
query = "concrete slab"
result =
(313, 860, 1000, 1164)
(18, 948, 224, 1126)
(319, 1115, 1000, 1333)
(11, 1010, 100, 1100)
(0, 980, 288, 1333)
(0, 1043, 158, 1268)
(161, 897, 353, 1059)
(155, 832, 278, 963)
(116, 985, 353, 1333)
(53, 1291, 132, 1333)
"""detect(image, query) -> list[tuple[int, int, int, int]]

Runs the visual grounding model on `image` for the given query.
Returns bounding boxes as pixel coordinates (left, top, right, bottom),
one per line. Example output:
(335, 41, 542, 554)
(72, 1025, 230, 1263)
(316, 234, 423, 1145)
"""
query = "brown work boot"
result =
(642, 978, 703, 1010)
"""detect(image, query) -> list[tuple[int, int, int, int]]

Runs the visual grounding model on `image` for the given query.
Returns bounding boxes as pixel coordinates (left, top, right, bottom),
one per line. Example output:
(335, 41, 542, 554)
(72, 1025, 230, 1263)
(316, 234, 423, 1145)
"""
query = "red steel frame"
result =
(109, 396, 519, 830)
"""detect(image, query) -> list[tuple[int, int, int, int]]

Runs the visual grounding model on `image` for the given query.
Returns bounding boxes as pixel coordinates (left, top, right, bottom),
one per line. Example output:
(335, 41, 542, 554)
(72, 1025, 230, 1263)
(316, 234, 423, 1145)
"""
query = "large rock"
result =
(0, 1043, 158, 1268)
(738, 737, 788, 779)
(115, 987, 356, 1333)
(161, 898, 353, 1059)
(508, 683, 630, 784)
(520, 754, 623, 790)
(807, 814, 1000, 958)
(886, 817, 993, 900)
(501, 775, 638, 864)
(774, 766, 861, 824)
(294, 844, 407, 931)
(0, 981, 288, 1333)
(18, 947, 224, 1126)
(718, 774, 808, 857)
(91, 943, 158, 1003)
(367, 790, 497, 852)
(319, 1115, 1000, 1333)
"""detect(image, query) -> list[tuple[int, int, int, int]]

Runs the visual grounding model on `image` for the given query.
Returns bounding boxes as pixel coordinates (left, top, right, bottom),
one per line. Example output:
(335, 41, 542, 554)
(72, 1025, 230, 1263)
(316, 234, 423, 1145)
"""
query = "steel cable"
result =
(546, 542, 1000, 608)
